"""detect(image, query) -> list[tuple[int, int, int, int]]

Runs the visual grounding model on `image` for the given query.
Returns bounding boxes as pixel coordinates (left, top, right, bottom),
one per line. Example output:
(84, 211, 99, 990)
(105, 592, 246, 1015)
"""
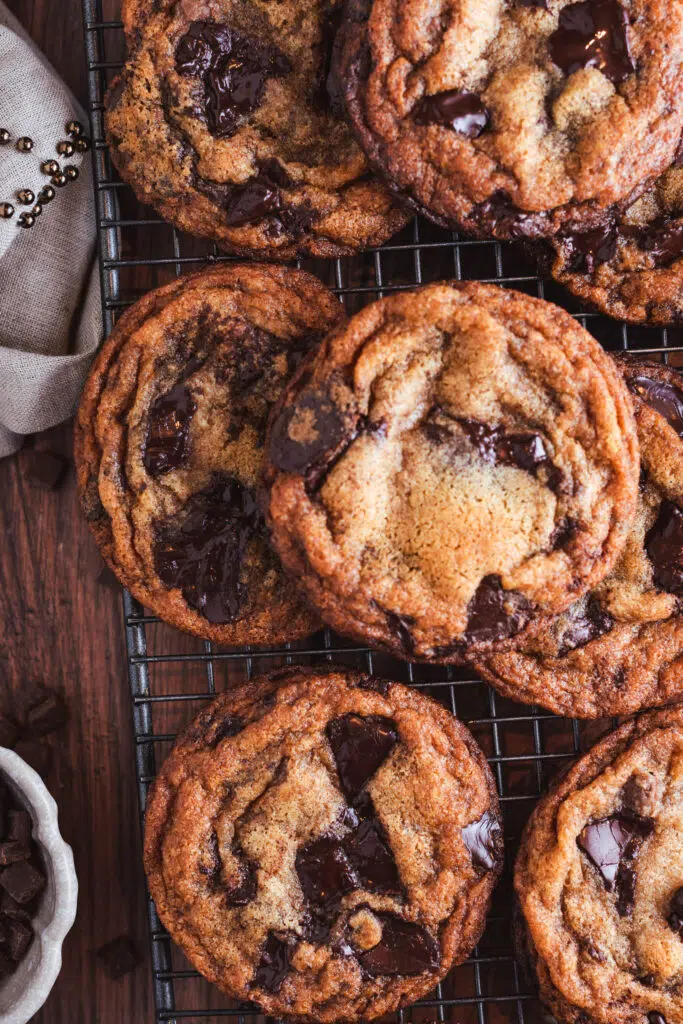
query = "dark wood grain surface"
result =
(1, 1, 154, 1020)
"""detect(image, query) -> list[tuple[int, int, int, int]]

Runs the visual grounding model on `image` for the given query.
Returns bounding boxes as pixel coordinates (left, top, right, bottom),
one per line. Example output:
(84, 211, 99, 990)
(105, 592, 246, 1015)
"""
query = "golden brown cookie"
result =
(516, 704, 683, 1024)
(474, 358, 683, 718)
(262, 281, 640, 661)
(144, 667, 503, 1022)
(337, 0, 683, 239)
(544, 161, 683, 325)
(105, 0, 409, 259)
(74, 263, 345, 644)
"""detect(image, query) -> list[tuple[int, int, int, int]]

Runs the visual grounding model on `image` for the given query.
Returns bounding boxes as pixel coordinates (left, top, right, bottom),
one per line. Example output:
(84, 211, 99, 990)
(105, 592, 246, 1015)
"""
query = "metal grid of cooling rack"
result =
(81, 2, 683, 1021)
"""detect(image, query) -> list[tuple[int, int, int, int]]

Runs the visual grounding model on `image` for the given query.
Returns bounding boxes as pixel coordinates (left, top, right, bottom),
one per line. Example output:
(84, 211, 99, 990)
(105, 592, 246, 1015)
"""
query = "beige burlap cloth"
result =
(0, 2, 102, 456)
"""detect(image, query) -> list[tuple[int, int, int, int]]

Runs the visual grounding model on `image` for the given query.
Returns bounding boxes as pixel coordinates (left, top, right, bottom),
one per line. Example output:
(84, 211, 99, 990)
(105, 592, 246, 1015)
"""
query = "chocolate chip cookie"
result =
(516, 704, 683, 1024)
(474, 358, 683, 719)
(545, 160, 683, 324)
(337, 0, 683, 239)
(75, 264, 344, 644)
(105, 0, 409, 259)
(144, 667, 503, 1022)
(262, 281, 640, 661)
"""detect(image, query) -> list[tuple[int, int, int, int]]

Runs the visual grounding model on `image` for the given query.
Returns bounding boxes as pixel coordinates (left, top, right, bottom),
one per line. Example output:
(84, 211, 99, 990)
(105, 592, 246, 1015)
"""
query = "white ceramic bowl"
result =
(0, 748, 77, 1024)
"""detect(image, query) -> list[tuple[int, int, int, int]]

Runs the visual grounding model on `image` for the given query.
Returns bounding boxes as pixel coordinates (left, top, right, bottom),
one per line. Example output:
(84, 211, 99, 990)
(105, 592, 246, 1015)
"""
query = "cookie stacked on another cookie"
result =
(144, 667, 503, 1021)
(263, 280, 640, 662)
(75, 264, 346, 645)
(475, 357, 683, 718)
(516, 705, 683, 1024)
(105, 0, 409, 259)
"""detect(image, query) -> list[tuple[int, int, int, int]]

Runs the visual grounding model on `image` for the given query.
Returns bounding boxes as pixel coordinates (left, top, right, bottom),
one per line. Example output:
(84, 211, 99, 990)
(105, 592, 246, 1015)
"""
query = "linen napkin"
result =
(0, 1, 101, 457)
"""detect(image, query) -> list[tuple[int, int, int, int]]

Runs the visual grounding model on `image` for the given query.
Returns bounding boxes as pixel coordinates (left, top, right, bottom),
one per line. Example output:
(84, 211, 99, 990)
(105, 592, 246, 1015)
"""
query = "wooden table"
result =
(2, 1, 155, 1019)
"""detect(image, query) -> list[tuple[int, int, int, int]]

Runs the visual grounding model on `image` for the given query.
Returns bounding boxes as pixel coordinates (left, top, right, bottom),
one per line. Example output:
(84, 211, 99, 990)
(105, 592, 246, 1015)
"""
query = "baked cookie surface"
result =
(75, 263, 344, 644)
(144, 667, 503, 1022)
(474, 358, 683, 718)
(106, 0, 409, 259)
(263, 281, 639, 661)
(516, 705, 683, 1024)
(337, 0, 683, 239)
(545, 162, 683, 325)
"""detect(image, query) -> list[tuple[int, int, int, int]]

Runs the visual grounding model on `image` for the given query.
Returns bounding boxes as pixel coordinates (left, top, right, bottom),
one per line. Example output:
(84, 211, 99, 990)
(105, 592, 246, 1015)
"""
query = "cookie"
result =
(337, 0, 683, 239)
(544, 160, 683, 324)
(474, 358, 683, 719)
(516, 704, 683, 1024)
(105, 0, 409, 259)
(262, 281, 640, 661)
(74, 264, 344, 644)
(144, 666, 503, 1022)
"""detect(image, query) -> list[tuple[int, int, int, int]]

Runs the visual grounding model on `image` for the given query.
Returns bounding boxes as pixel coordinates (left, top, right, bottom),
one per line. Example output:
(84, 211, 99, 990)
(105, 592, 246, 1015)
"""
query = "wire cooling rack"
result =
(81, 2, 683, 1021)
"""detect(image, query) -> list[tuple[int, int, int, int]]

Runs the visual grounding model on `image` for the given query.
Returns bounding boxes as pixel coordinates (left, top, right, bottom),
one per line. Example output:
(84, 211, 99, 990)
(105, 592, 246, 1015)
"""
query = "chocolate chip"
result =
(577, 812, 654, 915)
(7, 919, 32, 962)
(224, 173, 283, 228)
(97, 936, 141, 979)
(268, 391, 347, 474)
(638, 221, 683, 268)
(627, 375, 683, 436)
(464, 575, 531, 645)
(252, 932, 296, 993)
(556, 596, 614, 656)
(154, 474, 259, 624)
(562, 224, 618, 274)
(175, 22, 291, 138)
(549, 0, 634, 83)
(226, 861, 257, 907)
(326, 714, 399, 802)
(143, 384, 196, 477)
(208, 715, 245, 746)
(356, 676, 391, 696)
(456, 418, 562, 490)
(343, 814, 402, 895)
(384, 610, 415, 654)
(0, 860, 45, 904)
(21, 450, 69, 490)
(296, 834, 358, 920)
(357, 911, 440, 976)
(313, 2, 345, 116)
(461, 810, 502, 871)
(667, 886, 683, 937)
(25, 688, 67, 738)
(518, 0, 548, 6)
(647, 1014, 667, 1024)
(415, 90, 489, 138)
(645, 500, 683, 594)
(639, 973, 656, 986)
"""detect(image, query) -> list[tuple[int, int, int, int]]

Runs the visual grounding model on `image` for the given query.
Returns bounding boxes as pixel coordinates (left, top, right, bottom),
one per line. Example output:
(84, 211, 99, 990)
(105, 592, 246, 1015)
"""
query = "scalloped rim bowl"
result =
(0, 748, 78, 1024)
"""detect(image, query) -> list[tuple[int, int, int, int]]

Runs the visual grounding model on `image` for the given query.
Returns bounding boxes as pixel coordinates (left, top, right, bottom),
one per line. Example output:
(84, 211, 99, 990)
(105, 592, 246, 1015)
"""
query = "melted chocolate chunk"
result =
(549, 0, 634, 83)
(556, 596, 614, 656)
(415, 90, 489, 138)
(175, 22, 291, 138)
(327, 715, 399, 802)
(518, 0, 548, 6)
(457, 419, 561, 489)
(628, 375, 683, 436)
(356, 676, 391, 696)
(252, 932, 295, 993)
(640, 221, 683, 268)
(343, 816, 402, 894)
(646, 501, 683, 594)
(464, 575, 531, 645)
(269, 391, 348, 475)
(144, 384, 196, 476)
(578, 812, 654, 915)
(461, 810, 502, 871)
(648, 1014, 667, 1024)
(385, 610, 416, 654)
(224, 175, 282, 228)
(209, 714, 245, 746)
(667, 886, 683, 938)
(154, 474, 259, 623)
(357, 912, 440, 977)
(296, 834, 358, 912)
(562, 224, 618, 274)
